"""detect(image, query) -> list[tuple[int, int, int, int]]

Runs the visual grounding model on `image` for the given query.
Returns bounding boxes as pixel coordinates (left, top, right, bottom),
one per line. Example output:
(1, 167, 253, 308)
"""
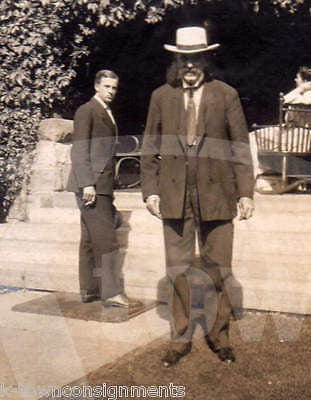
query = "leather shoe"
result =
(162, 343, 191, 368)
(204, 336, 217, 352)
(217, 347, 236, 363)
(81, 294, 98, 303)
(104, 294, 129, 308)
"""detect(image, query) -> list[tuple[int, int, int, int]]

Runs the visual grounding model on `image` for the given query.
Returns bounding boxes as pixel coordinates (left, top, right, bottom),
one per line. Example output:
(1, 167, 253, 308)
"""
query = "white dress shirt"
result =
(284, 86, 311, 105)
(94, 94, 116, 124)
(182, 74, 204, 122)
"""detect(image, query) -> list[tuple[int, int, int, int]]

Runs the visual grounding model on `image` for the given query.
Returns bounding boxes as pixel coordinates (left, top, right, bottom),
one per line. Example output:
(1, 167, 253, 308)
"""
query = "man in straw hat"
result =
(141, 26, 254, 366)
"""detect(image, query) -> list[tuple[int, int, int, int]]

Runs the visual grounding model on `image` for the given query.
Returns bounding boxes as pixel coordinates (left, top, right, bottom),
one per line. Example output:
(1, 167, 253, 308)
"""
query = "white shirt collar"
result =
(93, 94, 116, 125)
(94, 94, 109, 109)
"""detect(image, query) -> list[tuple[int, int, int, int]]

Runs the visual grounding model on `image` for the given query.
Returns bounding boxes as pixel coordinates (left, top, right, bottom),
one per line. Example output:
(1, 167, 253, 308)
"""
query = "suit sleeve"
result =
(226, 91, 254, 199)
(141, 91, 162, 201)
(70, 104, 95, 189)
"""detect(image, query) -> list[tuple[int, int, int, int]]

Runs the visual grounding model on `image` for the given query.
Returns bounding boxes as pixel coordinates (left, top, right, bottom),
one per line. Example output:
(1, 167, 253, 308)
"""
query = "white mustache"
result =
(184, 68, 199, 73)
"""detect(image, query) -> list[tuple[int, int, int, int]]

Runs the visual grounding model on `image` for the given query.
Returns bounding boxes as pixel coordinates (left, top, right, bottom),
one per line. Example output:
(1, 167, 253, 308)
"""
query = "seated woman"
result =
(284, 66, 311, 106)
(250, 65, 311, 178)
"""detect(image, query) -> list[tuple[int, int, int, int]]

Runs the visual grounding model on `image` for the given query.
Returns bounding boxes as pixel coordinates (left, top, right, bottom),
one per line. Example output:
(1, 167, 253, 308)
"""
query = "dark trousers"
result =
(75, 194, 122, 300)
(163, 148, 233, 352)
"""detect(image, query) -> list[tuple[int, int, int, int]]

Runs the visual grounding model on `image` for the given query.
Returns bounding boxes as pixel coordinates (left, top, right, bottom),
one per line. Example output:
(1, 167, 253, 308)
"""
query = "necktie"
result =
(186, 89, 197, 146)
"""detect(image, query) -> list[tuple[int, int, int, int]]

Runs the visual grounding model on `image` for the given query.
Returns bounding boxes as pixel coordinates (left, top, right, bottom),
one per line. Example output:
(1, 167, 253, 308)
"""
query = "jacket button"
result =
(172, 178, 176, 183)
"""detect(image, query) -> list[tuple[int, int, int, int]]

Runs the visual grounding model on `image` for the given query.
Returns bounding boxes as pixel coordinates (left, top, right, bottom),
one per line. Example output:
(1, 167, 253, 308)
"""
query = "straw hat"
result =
(164, 26, 220, 54)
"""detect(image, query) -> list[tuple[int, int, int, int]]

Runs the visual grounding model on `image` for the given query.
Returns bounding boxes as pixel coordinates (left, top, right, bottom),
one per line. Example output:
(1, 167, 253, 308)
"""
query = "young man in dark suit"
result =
(141, 27, 254, 366)
(67, 69, 128, 308)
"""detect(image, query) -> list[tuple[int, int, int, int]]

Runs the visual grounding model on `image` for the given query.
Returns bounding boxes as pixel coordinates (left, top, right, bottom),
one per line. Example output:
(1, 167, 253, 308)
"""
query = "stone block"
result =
(38, 118, 73, 143)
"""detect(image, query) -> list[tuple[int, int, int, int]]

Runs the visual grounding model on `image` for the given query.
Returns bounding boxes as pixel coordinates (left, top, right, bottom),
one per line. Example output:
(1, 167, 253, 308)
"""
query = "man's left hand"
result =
(238, 197, 254, 220)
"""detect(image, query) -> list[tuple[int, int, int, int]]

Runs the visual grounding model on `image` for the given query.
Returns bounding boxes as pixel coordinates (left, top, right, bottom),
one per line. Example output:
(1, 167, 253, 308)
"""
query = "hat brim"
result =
(164, 43, 220, 53)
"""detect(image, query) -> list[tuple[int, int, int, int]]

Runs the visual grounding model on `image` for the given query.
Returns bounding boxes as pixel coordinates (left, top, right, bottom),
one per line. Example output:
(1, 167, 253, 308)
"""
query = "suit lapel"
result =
(195, 82, 216, 150)
(197, 84, 207, 140)
(172, 87, 187, 151)
(91, 97, 116, 133)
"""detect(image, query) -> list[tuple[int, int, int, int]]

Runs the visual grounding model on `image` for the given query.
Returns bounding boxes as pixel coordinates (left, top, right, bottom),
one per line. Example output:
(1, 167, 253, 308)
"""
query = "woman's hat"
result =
(164, 26, 220, 54)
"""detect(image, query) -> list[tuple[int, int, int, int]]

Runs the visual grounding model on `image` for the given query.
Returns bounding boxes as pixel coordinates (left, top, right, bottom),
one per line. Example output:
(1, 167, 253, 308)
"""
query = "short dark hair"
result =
(94, 69, 119, 85)
(298, 66, 311, 82)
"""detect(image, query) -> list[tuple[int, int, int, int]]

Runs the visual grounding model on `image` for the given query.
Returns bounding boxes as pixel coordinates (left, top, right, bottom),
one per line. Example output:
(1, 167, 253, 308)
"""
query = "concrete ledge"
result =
(1, 192, 311, 314)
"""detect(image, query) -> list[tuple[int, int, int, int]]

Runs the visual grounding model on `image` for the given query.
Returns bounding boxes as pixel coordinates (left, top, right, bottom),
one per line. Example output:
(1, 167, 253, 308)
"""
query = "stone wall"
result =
(8, 118, 73, 221)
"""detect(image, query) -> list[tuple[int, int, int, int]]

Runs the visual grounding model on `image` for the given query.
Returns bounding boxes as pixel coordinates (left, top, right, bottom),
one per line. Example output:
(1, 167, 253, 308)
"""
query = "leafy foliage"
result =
(0, 0, 309, 220)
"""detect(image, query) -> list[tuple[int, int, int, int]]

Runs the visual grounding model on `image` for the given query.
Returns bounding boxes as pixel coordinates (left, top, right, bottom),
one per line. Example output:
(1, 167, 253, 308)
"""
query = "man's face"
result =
(94, 77, 118, 104)
(176, 53, 206, 86)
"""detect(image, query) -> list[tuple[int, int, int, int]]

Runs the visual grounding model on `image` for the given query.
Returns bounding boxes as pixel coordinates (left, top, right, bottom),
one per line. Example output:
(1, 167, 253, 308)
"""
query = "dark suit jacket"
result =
(67, 97, 117, 195)
(141, 80, 254, 221)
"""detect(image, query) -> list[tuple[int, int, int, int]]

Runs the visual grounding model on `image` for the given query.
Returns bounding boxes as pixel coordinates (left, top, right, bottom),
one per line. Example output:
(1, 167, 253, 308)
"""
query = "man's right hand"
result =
(146, 195, 161, 219)
(83, 186, 96, 207)
(301, 81, 311, 94)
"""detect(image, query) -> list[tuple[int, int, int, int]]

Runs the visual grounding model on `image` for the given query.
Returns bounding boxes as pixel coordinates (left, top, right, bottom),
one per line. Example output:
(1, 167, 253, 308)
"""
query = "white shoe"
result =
(103, 294, 129, 308)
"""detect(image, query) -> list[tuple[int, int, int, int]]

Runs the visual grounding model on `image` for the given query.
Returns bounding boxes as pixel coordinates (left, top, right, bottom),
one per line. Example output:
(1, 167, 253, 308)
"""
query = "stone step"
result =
(0, 222, 80, 242)
(234, 214, 311, 232)
(3, 190, 311, 314)
(233, 231, 311, 255)
(253, 193, 311, 214)
(26, 191, 144, 210)
(0, 223, 161, 252)
(230, 277, 311, 314)
(7, 215, 311, 255)
(2, 259, 310, 314)
(27, 191, 311, 212)
(26, 192, 77, 209)
(0, 231, 309, 278)
(124, 265, 165, 284)
(0, 261, 79, 293)
(23, 207, 311, 231)
(0, 239, 79, 266)
(25, 193, 311, 227)
(1, 255, 311, 314)
(3, 241, 309, 288)
(125, 253, 311, 311)
(131, 277, 311, 314)
(232, 259, 311, 282)
(0, 258, 157, 300)
(127, 261, 311, 287)
(234, 250, 311, 262)
(0, 256, 165, 293)
(27, 207, 80, 224)
(0, 240, 165, 274)
(0, 221, 132, 243)
(125, 260, 311, 286)
(0, 259, 164, 299)
(232, 253, 310, 276)
(26, 200, 147, 225)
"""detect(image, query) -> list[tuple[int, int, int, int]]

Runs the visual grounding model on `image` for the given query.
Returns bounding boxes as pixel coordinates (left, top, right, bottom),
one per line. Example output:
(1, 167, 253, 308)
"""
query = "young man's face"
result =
(176, 53, 206, 86)
(95, 77, 118, 104)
